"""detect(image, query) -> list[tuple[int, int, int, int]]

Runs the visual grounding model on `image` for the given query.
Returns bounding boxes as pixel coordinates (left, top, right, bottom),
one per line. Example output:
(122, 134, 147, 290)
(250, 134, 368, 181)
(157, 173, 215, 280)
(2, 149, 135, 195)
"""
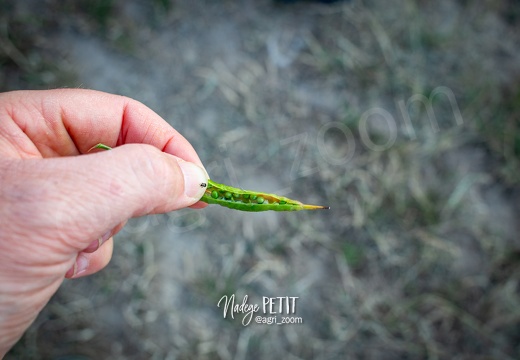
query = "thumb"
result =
(5, 144, 209, 252)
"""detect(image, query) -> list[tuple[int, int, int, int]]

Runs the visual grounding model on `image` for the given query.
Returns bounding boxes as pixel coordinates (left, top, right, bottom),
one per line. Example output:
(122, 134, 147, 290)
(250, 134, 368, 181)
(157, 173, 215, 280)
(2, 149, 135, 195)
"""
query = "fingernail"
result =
(100, 230, 112, 243)
(74, 254, 89, 277)
(177, 160, 208, 199)
(65, 253, 90, 278)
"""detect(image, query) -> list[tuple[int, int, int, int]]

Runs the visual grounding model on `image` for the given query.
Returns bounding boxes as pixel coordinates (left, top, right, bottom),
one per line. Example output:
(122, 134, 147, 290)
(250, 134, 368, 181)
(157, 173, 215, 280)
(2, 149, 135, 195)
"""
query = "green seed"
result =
(224, 192, 232, 200)
(279, 200, 287, 205)
(251, 194, 257, 200)
(243, 194, 250, 200)
(211, 190, 219, 199)
(256, 196, 264, 204)
(233, 193, 240, 198)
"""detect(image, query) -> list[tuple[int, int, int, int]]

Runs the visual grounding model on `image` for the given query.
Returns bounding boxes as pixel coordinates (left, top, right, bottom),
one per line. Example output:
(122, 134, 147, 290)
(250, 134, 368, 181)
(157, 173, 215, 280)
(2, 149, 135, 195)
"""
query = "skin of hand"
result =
(0, 89, 209, 356)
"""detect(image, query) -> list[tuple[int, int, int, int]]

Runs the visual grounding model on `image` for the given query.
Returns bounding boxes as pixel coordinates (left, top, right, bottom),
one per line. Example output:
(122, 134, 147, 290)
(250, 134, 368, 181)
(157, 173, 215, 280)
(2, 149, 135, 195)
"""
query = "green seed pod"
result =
(201, 179, 329, 212)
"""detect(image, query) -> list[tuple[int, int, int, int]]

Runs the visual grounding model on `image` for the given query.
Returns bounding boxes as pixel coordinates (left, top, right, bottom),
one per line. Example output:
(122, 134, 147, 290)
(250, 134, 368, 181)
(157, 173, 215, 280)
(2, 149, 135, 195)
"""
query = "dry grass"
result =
(3, 0, 520, 359)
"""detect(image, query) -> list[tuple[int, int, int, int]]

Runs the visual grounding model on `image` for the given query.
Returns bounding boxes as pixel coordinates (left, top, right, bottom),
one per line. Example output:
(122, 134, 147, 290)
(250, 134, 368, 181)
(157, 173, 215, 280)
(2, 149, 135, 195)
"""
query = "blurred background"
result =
(2, 0, 520, 359)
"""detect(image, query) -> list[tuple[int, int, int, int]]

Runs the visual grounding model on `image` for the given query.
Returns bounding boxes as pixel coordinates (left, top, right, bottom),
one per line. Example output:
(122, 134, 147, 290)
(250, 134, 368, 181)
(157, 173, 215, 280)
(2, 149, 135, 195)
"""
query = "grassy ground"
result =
(2, 0, 520, 359)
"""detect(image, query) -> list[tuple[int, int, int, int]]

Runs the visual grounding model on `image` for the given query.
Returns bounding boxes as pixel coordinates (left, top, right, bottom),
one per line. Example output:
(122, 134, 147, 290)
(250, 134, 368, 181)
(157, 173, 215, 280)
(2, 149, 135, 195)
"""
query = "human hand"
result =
(0, 89, 209, 356)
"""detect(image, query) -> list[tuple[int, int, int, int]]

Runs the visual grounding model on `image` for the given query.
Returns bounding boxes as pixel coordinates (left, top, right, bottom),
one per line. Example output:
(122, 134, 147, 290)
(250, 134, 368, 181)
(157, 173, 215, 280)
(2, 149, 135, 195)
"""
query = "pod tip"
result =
(303, 204, 330, 210)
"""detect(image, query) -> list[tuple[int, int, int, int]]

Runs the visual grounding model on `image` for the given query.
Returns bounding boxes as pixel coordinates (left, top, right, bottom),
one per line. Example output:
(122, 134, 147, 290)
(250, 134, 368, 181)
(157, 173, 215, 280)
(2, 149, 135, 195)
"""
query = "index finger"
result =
(1, 89, 204, 167)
